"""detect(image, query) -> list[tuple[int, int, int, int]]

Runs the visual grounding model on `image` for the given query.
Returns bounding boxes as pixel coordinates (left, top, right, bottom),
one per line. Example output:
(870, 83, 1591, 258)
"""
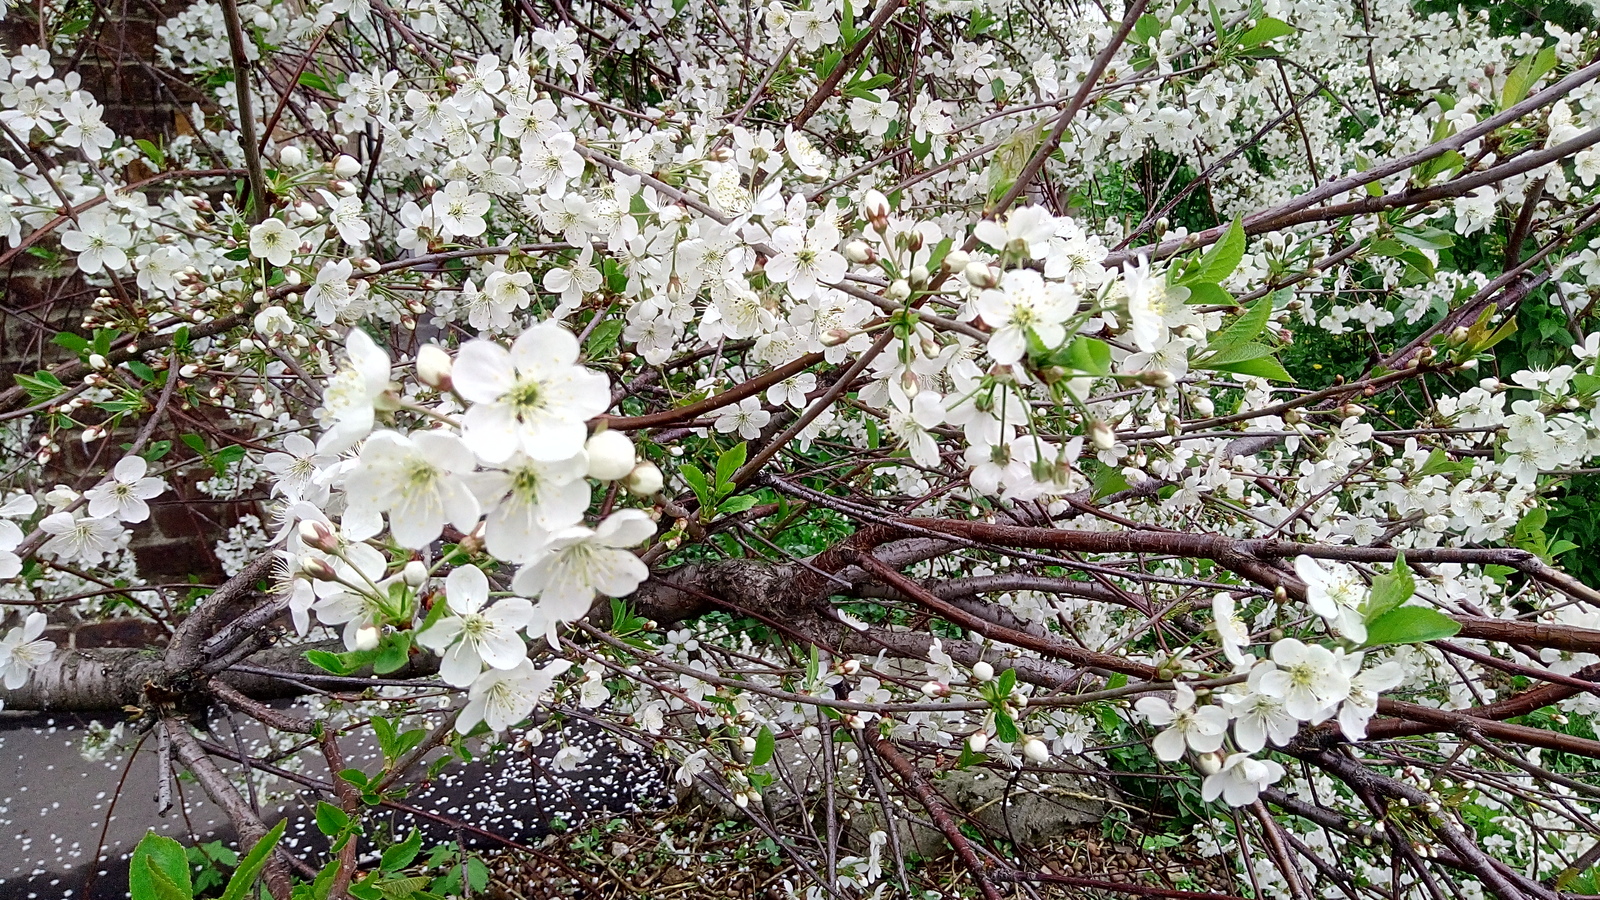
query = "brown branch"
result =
(867, 732, 1004, 900)
(164, 717, 292, 900)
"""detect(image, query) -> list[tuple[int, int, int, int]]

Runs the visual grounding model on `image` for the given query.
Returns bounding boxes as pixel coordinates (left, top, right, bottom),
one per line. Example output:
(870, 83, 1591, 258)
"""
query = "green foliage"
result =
(130, 821, 284, 900)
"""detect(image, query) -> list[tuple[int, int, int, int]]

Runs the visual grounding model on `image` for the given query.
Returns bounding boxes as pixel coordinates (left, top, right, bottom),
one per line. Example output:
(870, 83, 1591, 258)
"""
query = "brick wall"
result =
(3, 1, 247, 584)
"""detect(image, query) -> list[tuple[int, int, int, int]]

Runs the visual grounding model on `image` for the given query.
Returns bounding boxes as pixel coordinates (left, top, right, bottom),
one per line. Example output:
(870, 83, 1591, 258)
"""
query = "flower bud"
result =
(1192, 396, 1214, 417)
(300, 557, 338, 581)
(840, 658, 861, 675)
(942, 249, 970, 272)
(585, 430, 637, 481)
(298, 519, 338, 552)
(88, 354, 108, 370)
(843, 240, 874, 264)
(921, 680, 948, 697)
(624, 461, 664, 496)
(967, 732, 989, 753)
(333, 154, 362, 179)
(417, 344, 453, 390)
(354, 624, 381, 651)
(964, 261, 999, 289)
(741, 736, 757, 754)
(862, 190, 890, 227)
(279, 145, 305, 168)
(1088, 420, 1115, 451)
(1196, 751, 1223, 775)
(908, 265, 929, 288)
(885, 279, 911, 302)
(1136, 369, 1175, 389)
(1022, 738, 1050, 764)
(972, 660, 995, 682)
(402, 560, 428, 586)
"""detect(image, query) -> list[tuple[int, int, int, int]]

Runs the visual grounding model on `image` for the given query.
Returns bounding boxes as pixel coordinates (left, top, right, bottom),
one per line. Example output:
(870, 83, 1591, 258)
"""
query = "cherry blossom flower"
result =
(1134, 682, 1229, 761)
(262, 433, 338, 502)
(453, 322, 611, 464)
(0, 613, 54, 690)
(316, 328, 394, 453)
(1337, 657, 1405, 740)
(1123, 257, 1192, 352)
(304, 259, 364, 324)
(344, 430, 482, 548)
(60, 209, 131, 274)
(432, 180, 491, 238)
(84, 455, 166, 522)
(0, 519, 23, 580)
(457, 657, 572, 734)
(511, 509, 654, 644)
(39, 512, 123, 565)
(249, 218, 302, 267)
(1224, 664, 1301, 752)
(1201, 752, 1286, 807)
(765, 222, 847, 299)
(714, 396, 771, 440)
(1293, 556, 1368, 642)
(1257, 638, 1351, 720)
(1212, 592, 1253, 670)
(417, 564, 536, 686)
(470, 452, 591, 562)
(976, 269, 1079, 364)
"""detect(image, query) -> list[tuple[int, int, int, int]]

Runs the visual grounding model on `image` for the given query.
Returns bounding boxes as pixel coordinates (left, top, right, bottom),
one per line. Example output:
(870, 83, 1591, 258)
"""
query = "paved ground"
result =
(0, 709, 671, 899)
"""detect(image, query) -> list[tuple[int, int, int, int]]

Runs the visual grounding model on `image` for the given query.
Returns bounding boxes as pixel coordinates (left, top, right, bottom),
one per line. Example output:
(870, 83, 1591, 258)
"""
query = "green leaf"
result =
(219, 819, 284, 900)
(1133, 13, 1162, 42)
(315, 801, 350, 837)
(135, 139, 166, 170)
(1417, 448, 1470, 478)
(372, 716, 399, 761)
(715, 442, 747, 494)
(1182, 218, 1244, 285)
(298, 71, 333, 93)
(752, 727, 776, 767)
(375, 875, 430, 898)
(680, 464, 713, 510)
(14, 371, 66, 403)
(1364, 554, 1415, 623)
(1392, 225, 1454, 251)
(306, 648, 355, 675)
(380, 830, 423, 872)
(131, 832, 193, 900)
(585, 319, 623, 359)
(996, 667, 1016, 696)
(1090, 461, 1131, 501)
(138, 858, 193, 900)
(1208, 297, 1272, 351)
(1362, 606, 1461, 647)
(53, 331, 92, 355)
(994, 712, 1019, 744)
(1239, 16, 1294, 47)
(717, 495, 759, 515)
(1061, 336, 1111, 376)
(1209, 354, 1294, 382)
(1502, 46, 1558, 109)
(1184, 282, 1234, 306)
(1196, 341, 1276, 367)
(372, 632, 411, 675)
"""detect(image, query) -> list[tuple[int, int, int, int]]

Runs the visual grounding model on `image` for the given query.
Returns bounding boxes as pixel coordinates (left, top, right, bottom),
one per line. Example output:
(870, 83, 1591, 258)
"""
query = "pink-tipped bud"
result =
(298, 519, 339, 552)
